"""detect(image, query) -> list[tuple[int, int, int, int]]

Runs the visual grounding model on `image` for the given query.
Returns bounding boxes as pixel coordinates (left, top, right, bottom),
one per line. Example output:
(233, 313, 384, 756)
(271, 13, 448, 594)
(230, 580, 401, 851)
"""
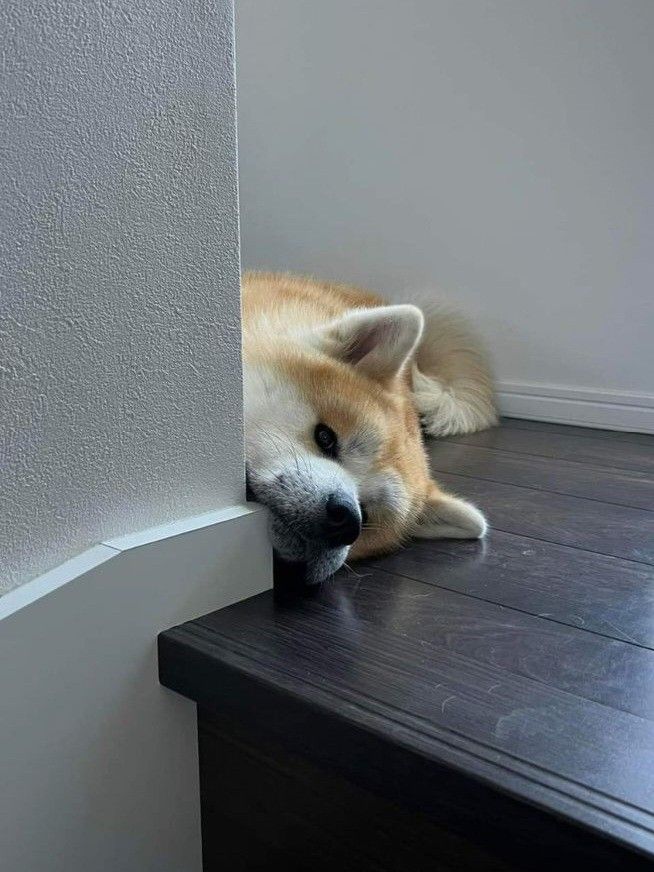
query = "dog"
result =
(242, 271, 497, 585)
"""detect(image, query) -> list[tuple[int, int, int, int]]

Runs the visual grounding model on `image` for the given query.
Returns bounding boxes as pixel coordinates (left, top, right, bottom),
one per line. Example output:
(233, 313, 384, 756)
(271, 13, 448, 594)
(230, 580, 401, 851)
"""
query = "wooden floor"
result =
(159, 419, 654, 869)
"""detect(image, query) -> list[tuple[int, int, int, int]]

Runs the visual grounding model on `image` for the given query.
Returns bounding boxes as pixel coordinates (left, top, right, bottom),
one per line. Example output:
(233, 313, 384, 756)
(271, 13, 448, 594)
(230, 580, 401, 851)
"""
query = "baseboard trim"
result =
(496, 382, 654, 434)
(0, 503, 267, 620)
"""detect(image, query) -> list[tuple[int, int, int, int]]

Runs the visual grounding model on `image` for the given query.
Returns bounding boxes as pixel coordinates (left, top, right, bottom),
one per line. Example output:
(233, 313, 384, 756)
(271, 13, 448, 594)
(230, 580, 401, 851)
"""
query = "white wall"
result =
(1, 0, 245, 593)
(0, 2, 273, 870)
(235, 0, 654, 430)
(0, 506, 271, 872)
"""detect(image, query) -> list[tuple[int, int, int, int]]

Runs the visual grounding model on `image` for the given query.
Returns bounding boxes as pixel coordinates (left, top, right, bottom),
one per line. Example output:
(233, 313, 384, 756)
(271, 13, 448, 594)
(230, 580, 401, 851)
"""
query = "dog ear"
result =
(414, 485, 487, 539)
(318, 305, 424, 381)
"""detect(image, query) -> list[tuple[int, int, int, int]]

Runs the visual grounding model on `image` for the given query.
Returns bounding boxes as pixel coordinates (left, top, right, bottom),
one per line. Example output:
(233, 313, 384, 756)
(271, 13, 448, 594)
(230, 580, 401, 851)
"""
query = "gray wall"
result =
(236, 1, 653, 404)
(1, 0, 244, 592)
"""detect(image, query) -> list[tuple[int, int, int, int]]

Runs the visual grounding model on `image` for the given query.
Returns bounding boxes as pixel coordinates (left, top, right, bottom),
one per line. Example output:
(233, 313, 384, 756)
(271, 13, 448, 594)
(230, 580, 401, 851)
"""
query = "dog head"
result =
(244, 303, 486, 584)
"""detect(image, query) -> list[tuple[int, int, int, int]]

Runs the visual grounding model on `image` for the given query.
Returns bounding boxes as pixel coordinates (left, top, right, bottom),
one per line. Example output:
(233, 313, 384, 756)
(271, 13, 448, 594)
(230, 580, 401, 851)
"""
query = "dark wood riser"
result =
(197, 708, 649, 872)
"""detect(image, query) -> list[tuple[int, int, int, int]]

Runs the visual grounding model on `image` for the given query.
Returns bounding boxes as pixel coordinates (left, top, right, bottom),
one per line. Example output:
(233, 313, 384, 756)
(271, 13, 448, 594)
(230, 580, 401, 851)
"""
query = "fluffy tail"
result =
(411, 303, 497, 438)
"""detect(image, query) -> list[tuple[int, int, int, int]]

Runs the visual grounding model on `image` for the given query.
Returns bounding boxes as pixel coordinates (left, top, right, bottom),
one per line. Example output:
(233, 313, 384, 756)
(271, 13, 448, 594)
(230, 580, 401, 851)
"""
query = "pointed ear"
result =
(317, 305, 424, 381)
(414, 487, 487, 540)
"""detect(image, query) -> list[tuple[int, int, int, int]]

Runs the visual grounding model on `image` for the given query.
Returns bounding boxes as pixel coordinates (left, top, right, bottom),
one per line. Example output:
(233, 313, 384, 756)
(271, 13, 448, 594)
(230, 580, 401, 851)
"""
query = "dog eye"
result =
(314, 423, 338, 458)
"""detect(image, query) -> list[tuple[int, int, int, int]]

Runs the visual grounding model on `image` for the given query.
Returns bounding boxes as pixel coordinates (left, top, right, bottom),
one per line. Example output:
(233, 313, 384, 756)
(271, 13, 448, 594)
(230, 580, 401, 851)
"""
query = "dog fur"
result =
(242, 271, 497, 584)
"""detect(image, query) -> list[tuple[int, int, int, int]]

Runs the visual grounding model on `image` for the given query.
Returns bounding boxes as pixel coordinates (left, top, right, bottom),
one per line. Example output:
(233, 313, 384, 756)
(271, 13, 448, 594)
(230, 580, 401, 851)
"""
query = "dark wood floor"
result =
(159, 419, 654, 870)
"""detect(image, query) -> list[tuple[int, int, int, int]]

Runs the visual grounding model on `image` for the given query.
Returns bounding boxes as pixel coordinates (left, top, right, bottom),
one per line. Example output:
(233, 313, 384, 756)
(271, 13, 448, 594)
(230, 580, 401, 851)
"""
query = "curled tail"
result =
(411, 303, 497, 438)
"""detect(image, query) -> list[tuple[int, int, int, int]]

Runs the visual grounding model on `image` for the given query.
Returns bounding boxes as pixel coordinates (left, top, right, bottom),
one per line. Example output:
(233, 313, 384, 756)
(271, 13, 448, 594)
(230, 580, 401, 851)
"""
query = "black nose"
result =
(324, 494, 361, 547)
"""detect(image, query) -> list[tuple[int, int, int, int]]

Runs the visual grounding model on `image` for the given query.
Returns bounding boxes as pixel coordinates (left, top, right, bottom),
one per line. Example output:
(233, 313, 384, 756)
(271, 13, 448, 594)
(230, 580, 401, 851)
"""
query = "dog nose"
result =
(324, 493, 361, 546)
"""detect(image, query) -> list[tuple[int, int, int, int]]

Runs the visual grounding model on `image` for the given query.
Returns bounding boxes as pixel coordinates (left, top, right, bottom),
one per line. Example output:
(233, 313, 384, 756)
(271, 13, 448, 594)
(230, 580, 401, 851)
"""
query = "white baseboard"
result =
(496, 381, 654, 434)
(0, 503, 272, 872)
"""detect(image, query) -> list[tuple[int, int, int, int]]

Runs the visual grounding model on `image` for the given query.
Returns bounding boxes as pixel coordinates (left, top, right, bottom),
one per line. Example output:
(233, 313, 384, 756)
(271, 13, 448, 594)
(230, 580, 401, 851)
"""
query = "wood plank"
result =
(363, 531, 654, 648)
(167, 594, 654, 829)
(428, 441, 654, 510)
(195, 702, 652, 872)
(501, 418, 654, 446)
(433, 472, 654, 564)
(159, 419, 654, 866)
(190, 598, 654, 809)
(199, 713, 515, 871)
(440, 427, 654, 473)
(317, 567, 654, 719)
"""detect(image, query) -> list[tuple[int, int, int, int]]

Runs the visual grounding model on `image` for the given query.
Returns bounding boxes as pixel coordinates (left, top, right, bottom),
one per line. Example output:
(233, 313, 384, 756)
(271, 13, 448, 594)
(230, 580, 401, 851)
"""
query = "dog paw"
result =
(414, 492, 488, 540)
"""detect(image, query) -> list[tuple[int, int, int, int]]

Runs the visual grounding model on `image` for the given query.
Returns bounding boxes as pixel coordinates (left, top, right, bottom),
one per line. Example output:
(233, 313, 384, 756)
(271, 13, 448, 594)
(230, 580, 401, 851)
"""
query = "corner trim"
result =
(0, 503, 267, 621)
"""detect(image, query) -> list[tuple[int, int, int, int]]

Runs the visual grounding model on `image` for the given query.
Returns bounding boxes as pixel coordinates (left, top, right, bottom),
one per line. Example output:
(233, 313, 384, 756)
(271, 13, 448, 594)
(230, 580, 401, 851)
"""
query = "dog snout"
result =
(324, 493, 361, 547)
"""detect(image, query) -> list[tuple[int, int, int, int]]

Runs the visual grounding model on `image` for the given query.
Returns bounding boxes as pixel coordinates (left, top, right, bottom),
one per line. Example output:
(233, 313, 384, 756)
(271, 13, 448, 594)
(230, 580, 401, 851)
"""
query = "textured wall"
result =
(1, 0, 244, 592)
(236, 0, 653, 396)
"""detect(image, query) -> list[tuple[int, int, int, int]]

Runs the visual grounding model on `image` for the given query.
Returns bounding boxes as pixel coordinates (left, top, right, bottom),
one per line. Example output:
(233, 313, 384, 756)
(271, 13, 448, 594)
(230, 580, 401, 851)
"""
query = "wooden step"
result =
(159, 420, 654, 870)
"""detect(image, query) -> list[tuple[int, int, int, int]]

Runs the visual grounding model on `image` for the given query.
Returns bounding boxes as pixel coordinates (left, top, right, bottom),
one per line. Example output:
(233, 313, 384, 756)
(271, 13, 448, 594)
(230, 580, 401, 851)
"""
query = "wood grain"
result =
(442, 426, 654, 472)
(434, 472, 654, 564)
(429, 441, 654, 509)
(187, 595, 654, 812)
(314, 568, 654, 718)
(199, 713, 515, 871)
(500, 417, 654, 446)
(158, 420, 654, 869)
(364, 531, 654, 647)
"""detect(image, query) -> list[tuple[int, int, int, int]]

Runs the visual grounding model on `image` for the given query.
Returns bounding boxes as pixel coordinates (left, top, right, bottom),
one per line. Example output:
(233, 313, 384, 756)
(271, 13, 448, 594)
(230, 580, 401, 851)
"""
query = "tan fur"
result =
(412, 302, 498, 437)
(242, 271, 493, 563)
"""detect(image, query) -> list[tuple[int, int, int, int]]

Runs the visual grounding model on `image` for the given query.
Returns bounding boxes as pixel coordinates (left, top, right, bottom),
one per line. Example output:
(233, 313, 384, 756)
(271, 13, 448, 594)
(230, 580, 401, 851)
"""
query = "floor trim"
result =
(496, 381, 654, 434)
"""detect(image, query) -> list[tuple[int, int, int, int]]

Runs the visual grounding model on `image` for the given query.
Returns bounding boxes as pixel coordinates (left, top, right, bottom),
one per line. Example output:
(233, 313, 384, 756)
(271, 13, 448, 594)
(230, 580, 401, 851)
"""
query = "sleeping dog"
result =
(243, 271, 496, 585)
